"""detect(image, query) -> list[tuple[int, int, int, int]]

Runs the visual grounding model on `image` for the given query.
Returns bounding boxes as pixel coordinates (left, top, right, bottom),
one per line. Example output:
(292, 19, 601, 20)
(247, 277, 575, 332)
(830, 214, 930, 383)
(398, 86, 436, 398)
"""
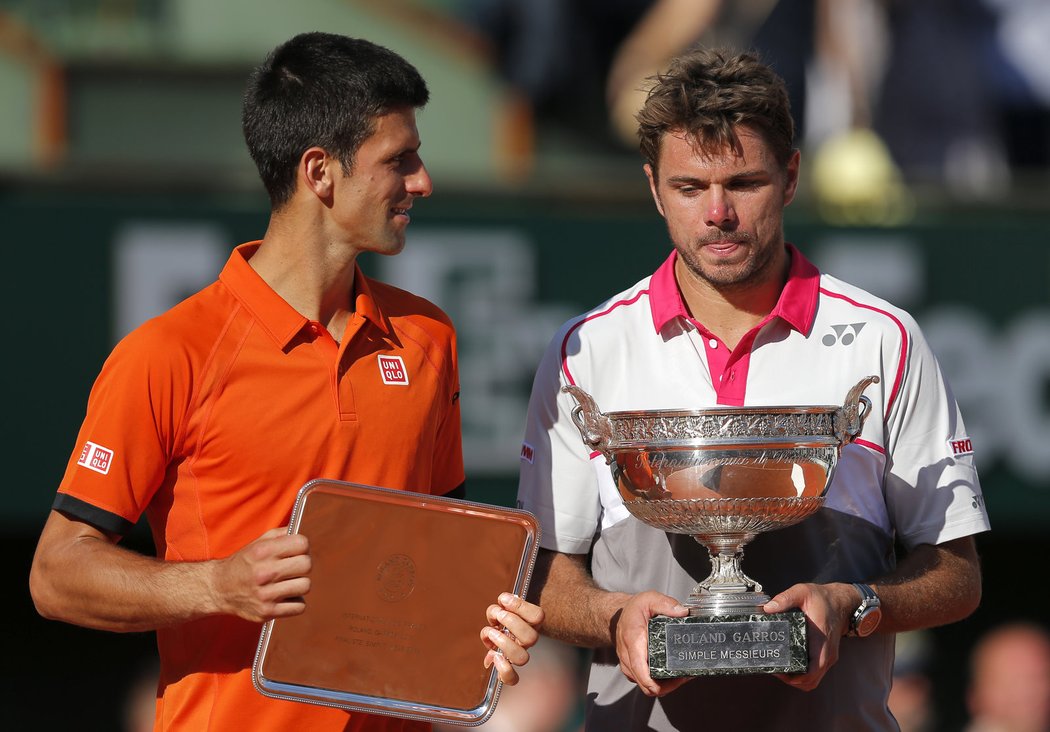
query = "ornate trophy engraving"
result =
(564, 376, 879, 677)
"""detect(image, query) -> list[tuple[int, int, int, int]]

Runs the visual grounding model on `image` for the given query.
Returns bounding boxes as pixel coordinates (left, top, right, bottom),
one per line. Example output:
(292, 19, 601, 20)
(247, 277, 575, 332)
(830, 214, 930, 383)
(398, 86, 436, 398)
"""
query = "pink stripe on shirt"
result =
(560, 290, 650, 385)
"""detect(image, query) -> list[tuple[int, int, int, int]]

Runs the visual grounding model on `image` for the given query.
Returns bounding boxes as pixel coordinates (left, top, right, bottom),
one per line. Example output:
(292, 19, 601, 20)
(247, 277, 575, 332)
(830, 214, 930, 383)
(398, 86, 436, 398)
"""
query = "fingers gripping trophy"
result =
(564, 376, 879, 677)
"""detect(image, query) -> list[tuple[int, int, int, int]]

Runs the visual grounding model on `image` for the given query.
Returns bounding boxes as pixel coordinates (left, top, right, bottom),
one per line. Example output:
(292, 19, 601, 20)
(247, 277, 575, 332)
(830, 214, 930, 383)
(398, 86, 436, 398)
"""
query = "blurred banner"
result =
(5, 191, 1047, 533)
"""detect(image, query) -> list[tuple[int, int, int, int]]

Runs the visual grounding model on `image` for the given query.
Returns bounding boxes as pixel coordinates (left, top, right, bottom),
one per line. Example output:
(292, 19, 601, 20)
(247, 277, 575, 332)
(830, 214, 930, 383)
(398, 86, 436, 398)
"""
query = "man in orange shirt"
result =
(29, 32, 542, 731)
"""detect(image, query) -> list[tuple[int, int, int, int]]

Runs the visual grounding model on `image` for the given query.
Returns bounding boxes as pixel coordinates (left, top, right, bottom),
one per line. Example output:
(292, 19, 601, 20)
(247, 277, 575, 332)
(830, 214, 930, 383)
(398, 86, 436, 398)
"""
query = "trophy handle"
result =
(562, 385, 614, 461)
(835, 375, 880, 445)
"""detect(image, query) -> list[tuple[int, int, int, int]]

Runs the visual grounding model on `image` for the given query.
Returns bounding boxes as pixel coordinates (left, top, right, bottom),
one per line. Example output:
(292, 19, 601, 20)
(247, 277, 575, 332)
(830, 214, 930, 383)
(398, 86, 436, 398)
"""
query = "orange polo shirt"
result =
(54, 242, 464, 731)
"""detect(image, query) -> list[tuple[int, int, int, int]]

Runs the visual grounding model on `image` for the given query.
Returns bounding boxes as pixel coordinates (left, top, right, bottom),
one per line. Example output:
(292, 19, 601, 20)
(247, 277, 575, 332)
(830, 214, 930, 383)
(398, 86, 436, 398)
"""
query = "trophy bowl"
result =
(563, 376, 879, 677)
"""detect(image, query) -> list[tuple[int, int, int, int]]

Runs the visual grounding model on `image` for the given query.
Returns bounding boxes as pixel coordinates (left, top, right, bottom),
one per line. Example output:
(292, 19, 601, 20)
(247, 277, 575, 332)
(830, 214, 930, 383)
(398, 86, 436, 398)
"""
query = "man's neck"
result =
(674, 256, 788, 350)
(249, 213, 358, 334)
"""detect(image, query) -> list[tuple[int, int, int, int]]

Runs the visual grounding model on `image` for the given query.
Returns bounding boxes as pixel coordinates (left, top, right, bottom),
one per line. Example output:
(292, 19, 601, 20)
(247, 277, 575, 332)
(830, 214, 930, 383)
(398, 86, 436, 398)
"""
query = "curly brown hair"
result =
(636, 47, 795, 177)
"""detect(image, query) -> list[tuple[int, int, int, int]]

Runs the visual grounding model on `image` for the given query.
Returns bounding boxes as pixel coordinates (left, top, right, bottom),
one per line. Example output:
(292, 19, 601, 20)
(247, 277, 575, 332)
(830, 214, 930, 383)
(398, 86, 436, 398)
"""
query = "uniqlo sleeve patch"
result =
(77, 441, 114, 475)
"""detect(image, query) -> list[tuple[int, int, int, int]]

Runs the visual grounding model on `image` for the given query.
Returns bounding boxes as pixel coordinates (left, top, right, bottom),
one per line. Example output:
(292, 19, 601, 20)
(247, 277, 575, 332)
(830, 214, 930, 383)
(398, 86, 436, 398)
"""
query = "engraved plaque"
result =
(253, 479, 540, 726)
(650, 615, 807, 676)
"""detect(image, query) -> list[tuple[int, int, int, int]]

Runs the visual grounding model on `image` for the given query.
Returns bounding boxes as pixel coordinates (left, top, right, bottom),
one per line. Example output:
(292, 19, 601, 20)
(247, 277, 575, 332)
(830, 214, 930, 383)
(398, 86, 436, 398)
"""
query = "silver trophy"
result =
(564, 376, 879, 677)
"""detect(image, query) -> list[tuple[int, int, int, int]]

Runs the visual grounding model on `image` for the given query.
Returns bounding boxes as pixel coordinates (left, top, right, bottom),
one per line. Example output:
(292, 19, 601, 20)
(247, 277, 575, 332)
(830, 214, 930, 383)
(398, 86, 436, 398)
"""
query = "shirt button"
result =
(708, 338, 718, 349)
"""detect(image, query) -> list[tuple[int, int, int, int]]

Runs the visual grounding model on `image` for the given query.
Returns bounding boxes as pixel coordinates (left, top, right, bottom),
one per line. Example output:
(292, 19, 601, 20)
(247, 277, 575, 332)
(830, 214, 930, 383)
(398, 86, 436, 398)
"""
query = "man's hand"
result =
(614, 591, 691, 697)
(481, 593, 545, 685)
(210, 527, 312, 623)
(763, 582, 855, 691)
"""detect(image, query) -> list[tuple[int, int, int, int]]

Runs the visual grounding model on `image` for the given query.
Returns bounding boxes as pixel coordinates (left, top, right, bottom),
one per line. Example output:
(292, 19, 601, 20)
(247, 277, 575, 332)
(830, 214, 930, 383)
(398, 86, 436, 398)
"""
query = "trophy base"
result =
(648, 610, 807, 677)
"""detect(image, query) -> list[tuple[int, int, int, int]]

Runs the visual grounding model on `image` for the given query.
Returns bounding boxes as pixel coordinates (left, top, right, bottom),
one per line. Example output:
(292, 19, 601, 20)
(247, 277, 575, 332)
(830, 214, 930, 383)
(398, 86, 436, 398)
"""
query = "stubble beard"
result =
(675, 231, 783, 294)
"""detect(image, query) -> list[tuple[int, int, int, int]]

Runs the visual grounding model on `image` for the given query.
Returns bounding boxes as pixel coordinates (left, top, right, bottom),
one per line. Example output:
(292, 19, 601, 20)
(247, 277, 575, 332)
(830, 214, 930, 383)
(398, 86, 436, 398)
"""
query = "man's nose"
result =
(408, 160, 433, 198)
(704, 187, 736, 227)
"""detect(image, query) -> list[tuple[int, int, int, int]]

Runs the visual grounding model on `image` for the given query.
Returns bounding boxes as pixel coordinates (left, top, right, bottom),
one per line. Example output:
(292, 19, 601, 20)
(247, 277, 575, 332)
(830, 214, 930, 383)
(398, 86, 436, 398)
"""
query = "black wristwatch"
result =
(847, 583, 882, 637)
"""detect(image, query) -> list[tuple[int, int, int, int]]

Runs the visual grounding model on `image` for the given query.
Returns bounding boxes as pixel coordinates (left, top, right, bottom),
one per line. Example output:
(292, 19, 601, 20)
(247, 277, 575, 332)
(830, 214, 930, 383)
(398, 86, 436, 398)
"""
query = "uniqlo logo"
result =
(378, 355, 409, 385)
(77, 441, 114, 475)
(950, 438, 974, 457)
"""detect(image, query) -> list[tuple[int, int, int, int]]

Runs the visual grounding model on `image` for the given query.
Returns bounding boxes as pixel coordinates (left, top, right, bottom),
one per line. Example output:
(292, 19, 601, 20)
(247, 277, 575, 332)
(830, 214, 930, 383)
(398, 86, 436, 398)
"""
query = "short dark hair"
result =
(242, 32, 429, 208)
(636, 47, 795, 177)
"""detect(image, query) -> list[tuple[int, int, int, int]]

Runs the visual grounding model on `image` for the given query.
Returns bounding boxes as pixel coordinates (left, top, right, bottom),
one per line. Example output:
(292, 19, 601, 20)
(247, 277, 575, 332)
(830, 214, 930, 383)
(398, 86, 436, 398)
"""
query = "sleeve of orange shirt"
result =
(54, 314, 196, 534)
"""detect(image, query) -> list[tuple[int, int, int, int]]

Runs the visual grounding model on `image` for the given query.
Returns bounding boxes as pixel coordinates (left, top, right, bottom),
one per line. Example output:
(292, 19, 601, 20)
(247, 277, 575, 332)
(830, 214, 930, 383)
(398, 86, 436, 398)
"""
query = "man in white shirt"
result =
(517, 47, 989, 731)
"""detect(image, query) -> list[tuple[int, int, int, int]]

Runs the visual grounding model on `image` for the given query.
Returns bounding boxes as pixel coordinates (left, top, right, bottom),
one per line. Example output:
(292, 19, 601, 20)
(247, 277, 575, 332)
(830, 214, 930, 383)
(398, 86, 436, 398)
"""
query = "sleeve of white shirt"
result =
(517, 321, 603, 555)
(883, 311, 991, 549)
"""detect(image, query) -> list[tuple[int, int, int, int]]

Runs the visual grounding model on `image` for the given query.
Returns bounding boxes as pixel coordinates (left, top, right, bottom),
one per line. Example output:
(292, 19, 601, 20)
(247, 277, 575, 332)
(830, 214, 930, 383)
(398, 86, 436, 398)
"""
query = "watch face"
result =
(855, 607, 882, 637)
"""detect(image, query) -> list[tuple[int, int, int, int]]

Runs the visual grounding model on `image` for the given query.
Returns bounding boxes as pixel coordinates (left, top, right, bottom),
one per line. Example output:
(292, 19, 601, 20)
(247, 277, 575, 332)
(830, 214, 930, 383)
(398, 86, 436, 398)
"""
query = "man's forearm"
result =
(30, 512, 222, 632)
(871, 536, 982, 634)
(528, 549, 632, 648)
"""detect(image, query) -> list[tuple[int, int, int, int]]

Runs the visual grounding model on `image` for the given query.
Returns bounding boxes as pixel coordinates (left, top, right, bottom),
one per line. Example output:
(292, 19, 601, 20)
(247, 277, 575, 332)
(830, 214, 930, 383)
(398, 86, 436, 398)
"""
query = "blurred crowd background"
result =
(2, 1, 1047, 731)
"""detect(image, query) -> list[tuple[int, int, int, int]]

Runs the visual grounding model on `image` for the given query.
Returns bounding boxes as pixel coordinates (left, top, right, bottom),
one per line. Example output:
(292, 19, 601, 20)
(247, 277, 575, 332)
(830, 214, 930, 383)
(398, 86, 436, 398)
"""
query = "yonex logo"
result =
(378, 355, 409, 385)
(822, 323, 866, 346)
(77, 441, 114, 475)
(520, 442, 535, 464)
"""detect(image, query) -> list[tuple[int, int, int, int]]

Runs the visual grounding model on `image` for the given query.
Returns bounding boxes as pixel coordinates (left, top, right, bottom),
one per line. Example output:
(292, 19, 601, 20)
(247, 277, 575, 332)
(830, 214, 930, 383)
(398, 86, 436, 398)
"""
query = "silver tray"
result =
(252, 479, 540, 726)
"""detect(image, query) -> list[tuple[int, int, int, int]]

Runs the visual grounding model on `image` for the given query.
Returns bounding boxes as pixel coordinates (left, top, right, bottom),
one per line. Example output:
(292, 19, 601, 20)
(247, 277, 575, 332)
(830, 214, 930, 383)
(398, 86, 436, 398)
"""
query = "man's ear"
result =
(644, 163, 665, 218)
(299, 147, 334, 201)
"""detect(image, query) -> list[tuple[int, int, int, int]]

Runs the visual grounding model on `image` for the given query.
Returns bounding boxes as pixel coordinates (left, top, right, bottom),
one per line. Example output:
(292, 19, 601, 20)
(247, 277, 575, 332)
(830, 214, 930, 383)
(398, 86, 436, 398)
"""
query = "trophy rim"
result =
(594, 405, 848, 451)
(601, 404, 841, 420)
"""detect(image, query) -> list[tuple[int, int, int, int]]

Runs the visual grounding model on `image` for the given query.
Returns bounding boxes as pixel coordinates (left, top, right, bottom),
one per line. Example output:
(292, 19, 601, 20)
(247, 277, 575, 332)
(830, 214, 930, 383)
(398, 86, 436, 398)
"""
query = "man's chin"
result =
(679, 253, 750, 285)
(372, 237, 407, 257)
